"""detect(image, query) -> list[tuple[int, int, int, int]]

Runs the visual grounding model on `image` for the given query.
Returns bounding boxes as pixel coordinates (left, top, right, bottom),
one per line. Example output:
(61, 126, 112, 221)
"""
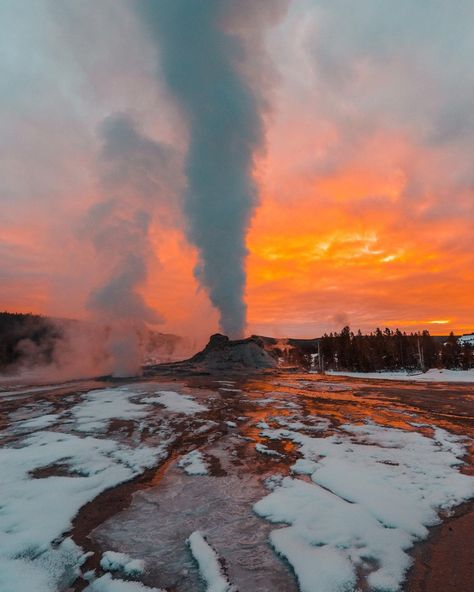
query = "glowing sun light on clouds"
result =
(0, 0, 473, 341)
(245, 0, 474, 337)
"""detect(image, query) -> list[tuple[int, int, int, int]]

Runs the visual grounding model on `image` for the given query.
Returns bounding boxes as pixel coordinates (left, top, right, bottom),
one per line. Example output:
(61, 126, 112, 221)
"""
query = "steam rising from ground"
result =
(137, 0, 287, 337)
(82, 113, 181, 376)
(0, 317, 195, 387)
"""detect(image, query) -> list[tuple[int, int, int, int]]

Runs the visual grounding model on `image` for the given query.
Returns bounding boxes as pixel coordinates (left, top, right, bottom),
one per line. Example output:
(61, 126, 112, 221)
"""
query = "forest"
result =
(300, 326, 473, 372)
(0, 312, 61, 370)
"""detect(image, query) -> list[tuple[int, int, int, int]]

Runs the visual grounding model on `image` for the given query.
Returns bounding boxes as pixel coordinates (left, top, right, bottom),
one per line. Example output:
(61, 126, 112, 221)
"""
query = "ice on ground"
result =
(0, 430, 166, 591)
(72, 388, 149, 431)
(178, 450, 209, 475)
(187, 531, 235, 592)
(85, 573, 164, 592)
(254, 422, 474, 592)
(328, 368, 474, 383)
(101, 551, 144, 576)
(226, 421, 237, 428)
(142, 390, 208, 415)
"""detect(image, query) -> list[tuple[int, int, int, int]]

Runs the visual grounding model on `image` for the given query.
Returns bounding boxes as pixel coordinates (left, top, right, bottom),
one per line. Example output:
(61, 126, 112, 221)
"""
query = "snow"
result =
(72, 388, 149, 431)
(85, 573, 164, 592)
(100, 551, 144, 576)
(0, 556, 57, 592)
(1, 376, 472, 591)
(13, 413, 61, 431)
(458, 333, 474, 346)
(178, 450, 209, 475)
(142, 390, 208, 415)
(187, 531, 235, 592)
(254, 421, 474, 592)
(328, 368, 474, 382)
(290, 458, 318, 475)
(270, 527, 356, 592)
(0, 538, 89, 592)
(0, 429, 166, 591)
(255, 443, 283, 458)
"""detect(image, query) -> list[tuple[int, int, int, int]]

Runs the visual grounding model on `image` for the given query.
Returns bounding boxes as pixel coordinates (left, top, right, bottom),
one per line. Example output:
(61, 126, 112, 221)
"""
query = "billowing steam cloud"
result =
(84, 113, 180, 376)
(136, 1, 286, 338)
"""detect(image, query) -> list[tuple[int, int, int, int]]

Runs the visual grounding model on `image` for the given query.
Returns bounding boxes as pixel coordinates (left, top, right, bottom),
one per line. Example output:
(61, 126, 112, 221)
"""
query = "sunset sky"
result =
(1, 1, 473, 344)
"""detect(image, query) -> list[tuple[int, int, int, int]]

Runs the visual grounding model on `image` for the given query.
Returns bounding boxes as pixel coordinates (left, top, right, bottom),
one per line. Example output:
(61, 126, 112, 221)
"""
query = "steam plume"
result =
(85, 113, 180, 376)
(137, 1, 286, 337)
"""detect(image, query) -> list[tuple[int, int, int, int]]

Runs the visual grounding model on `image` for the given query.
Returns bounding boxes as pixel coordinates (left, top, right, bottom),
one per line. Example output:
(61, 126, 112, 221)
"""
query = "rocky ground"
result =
(0, 371, 472, 592)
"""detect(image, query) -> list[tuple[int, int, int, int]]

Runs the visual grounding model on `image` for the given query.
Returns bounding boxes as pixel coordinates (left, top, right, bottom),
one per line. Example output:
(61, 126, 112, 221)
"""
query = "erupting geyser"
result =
(137, 0, 287, 338)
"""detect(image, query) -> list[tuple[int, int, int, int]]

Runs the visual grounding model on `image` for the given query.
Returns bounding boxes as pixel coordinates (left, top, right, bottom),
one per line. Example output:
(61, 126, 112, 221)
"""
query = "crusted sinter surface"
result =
(183, 334, 278, 372)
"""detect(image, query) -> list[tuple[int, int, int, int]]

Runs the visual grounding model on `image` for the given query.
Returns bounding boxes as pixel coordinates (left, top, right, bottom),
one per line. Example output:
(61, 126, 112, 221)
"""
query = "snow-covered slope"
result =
(327, 368, 474, 382)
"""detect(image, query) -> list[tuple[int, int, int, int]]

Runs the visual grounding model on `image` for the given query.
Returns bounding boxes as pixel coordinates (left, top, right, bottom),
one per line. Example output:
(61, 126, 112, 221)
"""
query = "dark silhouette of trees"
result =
(441, 332, 462, 369)
(315, 327, 471, 373)
(0, 312, 60, 370)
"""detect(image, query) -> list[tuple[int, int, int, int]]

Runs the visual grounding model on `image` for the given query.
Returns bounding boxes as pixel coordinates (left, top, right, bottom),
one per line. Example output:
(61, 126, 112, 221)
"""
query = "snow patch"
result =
(254, 423, 474, 591)
(328, 368, 474, 383)
(85, 573, 164, 592)
(255, 443, 283, 458)
(13, 413, 61, 431)
(0, 430, 166, 590)
(142, 390, 208, 415)
(178, 450, 209, 476)
(0, 538, 89, 592)
(100, 551, 144, 576)
(187, 531, 235, 592)
(72, 388, 148, 431)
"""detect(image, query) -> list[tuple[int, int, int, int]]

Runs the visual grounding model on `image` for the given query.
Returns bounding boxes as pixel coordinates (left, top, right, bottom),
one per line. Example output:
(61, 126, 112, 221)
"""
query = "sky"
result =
(1, 0, 473, 344)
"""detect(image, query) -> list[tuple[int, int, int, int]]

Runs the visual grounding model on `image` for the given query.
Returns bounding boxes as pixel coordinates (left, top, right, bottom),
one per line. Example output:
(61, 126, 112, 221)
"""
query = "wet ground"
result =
(0, 371, 473, 591)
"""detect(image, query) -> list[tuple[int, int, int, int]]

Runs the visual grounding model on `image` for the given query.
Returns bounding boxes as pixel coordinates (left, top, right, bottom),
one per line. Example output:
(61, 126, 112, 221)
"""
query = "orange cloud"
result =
(245, 123, 473, 337)
(2, 1, 473, 343)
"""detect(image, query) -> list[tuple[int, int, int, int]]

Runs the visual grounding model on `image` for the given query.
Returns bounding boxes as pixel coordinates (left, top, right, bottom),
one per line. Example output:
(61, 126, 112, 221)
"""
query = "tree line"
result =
(0, 312, 60, 370)
(317, 327, 473, 372)
(279, 326, 473, 372)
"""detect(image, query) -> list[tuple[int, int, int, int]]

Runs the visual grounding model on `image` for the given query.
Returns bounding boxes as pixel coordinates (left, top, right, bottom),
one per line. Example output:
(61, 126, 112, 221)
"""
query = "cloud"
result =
(0, 0, 472, 346)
